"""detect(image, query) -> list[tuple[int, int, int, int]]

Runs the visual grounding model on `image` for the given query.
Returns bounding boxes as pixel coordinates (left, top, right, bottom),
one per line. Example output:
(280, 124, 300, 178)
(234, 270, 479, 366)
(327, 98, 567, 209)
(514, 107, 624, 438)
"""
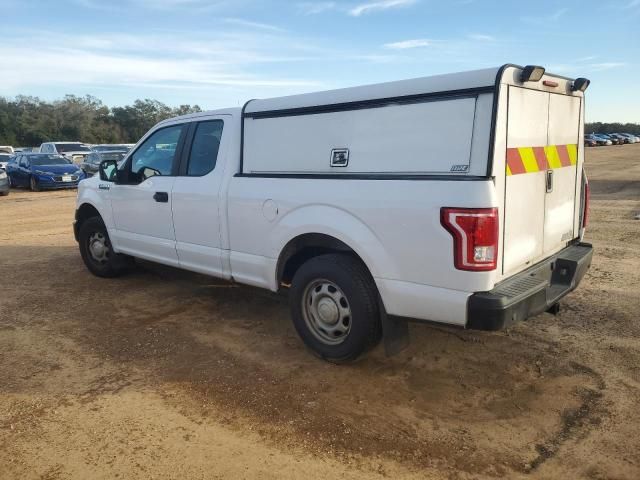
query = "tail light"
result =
(582, 180, 590, 228)
(440, 207, 499, 271)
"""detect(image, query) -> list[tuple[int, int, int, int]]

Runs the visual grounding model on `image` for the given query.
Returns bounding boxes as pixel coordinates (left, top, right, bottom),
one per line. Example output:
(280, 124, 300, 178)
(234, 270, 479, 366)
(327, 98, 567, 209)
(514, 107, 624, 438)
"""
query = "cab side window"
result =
(130, 124, 184, 181)
(186, 120, 224, 176)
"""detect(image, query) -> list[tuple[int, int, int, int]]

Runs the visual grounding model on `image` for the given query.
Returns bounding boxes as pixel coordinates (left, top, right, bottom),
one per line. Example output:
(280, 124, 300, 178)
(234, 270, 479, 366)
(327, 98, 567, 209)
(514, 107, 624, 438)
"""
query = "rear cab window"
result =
(185, 120, 224, 176)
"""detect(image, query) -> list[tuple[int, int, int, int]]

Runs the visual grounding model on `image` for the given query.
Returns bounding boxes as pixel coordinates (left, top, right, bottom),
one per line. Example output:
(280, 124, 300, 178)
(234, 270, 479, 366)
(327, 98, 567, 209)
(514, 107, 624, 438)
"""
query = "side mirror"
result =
(99, 160, 118, 182)
(141, 166, 161, 180)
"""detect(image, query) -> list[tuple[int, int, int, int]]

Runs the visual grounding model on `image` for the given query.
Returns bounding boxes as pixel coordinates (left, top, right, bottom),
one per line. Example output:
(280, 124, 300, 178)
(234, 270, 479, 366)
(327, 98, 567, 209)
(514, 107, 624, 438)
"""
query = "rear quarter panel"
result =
(227, 177, 500, 295)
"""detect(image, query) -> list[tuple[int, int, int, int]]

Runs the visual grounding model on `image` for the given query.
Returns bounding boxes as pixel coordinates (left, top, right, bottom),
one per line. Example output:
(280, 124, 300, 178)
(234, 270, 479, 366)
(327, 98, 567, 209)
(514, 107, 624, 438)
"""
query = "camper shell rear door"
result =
(496, 69, 584, 277)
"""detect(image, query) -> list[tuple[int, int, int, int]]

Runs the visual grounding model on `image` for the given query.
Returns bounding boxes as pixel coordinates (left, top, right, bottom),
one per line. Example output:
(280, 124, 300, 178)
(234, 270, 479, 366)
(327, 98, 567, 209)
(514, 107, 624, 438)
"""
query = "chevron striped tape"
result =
(506, 144, 578, 176)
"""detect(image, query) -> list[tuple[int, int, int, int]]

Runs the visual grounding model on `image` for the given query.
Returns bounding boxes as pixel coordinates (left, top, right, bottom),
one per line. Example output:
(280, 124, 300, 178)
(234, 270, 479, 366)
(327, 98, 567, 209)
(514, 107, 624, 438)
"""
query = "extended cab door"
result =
(109, 123, 187, 266)
(171, 117, 229, 278)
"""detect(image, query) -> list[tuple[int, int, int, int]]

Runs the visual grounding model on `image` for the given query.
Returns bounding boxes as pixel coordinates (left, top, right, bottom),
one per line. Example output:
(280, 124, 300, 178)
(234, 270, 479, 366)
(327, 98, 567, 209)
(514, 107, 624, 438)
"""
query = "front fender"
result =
(76, 179, 114, 233)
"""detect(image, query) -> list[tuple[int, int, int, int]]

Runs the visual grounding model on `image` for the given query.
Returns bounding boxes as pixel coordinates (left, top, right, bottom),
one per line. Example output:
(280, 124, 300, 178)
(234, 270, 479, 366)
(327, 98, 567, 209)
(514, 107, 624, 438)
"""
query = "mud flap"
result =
(378, 295, 410, 356)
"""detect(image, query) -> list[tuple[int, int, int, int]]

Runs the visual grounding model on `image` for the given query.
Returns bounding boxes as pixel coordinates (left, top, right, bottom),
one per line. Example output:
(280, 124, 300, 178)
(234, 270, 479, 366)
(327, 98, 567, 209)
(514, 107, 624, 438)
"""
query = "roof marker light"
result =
(543, 80, 559, 87)
(572, 78, 591, 92)
(520, 65, 545, 83)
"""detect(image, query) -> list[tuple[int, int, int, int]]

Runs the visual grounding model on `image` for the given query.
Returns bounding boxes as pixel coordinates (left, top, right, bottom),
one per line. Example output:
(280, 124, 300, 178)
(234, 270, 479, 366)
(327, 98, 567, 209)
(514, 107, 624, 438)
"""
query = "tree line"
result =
(585, 122, 640, 136)
(0, 94, 637, 147)
(0, 95, 202, 147)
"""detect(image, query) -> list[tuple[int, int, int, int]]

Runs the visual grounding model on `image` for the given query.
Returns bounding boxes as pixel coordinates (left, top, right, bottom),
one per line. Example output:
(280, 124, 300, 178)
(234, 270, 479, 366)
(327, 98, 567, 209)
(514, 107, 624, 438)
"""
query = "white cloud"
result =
(349, 0, 417, 17)
(298, 1, 337, 14)
(588, 62, 626, 71)
(223, 18, 285, 32)
(550, 8, 568, 21)
(468, 34, 495, 41)
(522, 7, 568, 25)
(0, 30, 323, 96)
(383, 38, 430, 49)
(74, 0, 235, 11)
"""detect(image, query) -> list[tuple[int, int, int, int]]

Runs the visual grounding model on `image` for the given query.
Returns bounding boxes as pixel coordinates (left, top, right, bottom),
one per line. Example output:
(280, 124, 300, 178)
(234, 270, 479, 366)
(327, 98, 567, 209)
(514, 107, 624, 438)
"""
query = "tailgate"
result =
(503, 86, 581, 275)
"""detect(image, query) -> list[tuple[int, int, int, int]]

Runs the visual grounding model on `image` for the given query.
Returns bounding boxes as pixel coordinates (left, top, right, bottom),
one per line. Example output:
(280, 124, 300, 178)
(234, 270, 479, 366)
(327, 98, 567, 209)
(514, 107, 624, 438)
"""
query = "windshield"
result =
(0, 154, 11, 161)
(55, 143, 91, 153)
(29, 155, 71, 166)
(93, 145, 129, 152)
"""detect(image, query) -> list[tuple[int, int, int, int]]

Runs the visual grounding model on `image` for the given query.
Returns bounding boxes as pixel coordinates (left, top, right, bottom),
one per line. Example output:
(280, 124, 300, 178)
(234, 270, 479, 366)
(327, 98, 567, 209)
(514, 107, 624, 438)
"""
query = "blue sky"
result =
(1, 0, 639, 122)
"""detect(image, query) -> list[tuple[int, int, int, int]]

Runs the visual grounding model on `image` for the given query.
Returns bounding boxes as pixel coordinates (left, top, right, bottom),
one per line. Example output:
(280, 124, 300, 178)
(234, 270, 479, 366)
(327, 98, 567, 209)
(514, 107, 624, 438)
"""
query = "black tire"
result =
(290, 253, 382, 363)
(78, 216, 132, 278)
(29, 176, 40, 192)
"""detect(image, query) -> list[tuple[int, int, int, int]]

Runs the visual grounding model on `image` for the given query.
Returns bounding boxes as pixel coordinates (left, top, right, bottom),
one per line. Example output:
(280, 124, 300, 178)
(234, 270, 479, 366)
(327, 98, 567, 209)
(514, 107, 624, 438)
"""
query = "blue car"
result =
(6, 153, 85, 191)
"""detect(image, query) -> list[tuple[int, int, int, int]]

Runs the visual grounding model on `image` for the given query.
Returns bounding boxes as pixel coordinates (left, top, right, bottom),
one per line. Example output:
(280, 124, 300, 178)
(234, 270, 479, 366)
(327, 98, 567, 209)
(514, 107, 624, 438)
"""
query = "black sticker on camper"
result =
(331, 149, 349, 167)
(450, 164, 469, 172)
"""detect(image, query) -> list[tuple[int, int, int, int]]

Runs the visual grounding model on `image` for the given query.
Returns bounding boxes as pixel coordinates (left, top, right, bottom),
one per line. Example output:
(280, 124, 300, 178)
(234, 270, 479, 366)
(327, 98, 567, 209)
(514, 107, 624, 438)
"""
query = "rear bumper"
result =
(467, 242, 593, 331)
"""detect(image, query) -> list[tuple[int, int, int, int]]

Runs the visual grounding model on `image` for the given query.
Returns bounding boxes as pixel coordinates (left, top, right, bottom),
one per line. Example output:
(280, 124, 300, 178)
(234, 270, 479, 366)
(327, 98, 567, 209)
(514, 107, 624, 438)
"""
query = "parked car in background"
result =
(0, 168, 9, 196)
(592, 134, 613, 146)
(608, 133, 628, 144)
(0, 153, 12, 169)
(0, 146, 14, 154)
(6, 153, 85, 191)
(617, 133, 638, 144)
(585, 134, 608, 146)
(81, 145, 130, 176)
(584, 136, 597, 147)
(39, 142, 92, 165)
(599, 134, 621, 145)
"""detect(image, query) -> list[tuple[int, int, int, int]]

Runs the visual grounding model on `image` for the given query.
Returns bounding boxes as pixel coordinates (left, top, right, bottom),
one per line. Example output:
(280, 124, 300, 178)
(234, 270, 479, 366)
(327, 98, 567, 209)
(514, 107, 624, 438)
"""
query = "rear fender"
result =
(271, 204, 397, 287)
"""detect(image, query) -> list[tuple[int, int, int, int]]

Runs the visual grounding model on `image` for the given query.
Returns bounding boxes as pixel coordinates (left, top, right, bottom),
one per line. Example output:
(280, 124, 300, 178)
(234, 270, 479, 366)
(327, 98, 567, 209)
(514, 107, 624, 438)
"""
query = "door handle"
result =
(153, 191, 169, 203)
(546, 170, 554, 193)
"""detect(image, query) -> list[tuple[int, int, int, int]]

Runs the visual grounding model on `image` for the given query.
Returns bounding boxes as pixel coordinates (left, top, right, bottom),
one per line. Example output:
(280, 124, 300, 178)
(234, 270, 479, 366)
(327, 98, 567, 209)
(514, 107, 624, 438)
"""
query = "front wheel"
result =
(290, 254, 382, 363)
(78, 216, 132, 278)
(29, 176, 41, 192)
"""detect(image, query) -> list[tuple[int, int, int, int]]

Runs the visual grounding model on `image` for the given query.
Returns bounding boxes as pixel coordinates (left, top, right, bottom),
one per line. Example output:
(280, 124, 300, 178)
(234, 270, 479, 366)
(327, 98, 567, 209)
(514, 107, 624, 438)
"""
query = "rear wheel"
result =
(79, 216, 132, 278)
(290, 254, 382, 363)
(29, 176, 40, 192)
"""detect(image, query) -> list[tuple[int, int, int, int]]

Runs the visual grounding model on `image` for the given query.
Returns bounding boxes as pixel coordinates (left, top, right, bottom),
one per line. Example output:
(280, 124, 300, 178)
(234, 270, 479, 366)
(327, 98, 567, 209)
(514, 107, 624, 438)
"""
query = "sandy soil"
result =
(1, 145, 639, 479)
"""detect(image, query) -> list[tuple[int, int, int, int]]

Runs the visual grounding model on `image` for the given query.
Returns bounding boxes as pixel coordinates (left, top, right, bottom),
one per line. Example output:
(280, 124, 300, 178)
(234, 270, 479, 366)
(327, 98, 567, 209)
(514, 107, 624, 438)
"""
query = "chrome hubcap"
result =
(302, 279, 352, 345)
(88, 232, 109, 264)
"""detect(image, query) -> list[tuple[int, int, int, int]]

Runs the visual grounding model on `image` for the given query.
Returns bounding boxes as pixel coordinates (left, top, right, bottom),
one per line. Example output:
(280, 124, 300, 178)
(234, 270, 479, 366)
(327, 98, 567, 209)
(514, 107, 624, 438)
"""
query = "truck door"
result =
(171, 117, 229, 279)
(109, 123, 186, 265)
(503, 87, 581, 275)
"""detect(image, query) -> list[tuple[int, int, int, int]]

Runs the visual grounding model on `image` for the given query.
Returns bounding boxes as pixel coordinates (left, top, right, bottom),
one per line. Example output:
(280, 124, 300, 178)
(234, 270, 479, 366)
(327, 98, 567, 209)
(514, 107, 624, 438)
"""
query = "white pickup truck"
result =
(75, 64, 593, 362)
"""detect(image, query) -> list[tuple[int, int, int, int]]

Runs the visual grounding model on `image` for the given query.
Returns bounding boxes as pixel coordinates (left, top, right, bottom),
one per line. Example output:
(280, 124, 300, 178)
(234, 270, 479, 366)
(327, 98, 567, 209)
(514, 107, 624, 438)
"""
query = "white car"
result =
(619, 133, 639, 144)
(0, 153, 12, 170)
(0, 146, 14, 154)
(40, 142, 92, 164)
(74, 64, 593, 362)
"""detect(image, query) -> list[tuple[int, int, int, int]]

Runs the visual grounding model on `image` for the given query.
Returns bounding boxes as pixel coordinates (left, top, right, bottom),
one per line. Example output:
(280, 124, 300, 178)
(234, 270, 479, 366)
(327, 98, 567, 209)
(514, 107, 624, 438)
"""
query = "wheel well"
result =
(277, 233, 369, 287)
(76, 203, 101, 229)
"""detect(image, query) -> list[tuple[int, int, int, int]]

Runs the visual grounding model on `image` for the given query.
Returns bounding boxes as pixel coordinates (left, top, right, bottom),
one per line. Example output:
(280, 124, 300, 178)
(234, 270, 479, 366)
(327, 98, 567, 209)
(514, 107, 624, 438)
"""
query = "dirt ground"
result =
(1, 145, 639, 480)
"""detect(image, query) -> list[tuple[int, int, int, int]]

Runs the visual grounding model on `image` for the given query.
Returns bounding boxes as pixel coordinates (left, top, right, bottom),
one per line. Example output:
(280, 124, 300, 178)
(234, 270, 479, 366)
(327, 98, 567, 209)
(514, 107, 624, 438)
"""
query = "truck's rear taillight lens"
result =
(440, 207, 499, 271)
(582, 181, 590, 228)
